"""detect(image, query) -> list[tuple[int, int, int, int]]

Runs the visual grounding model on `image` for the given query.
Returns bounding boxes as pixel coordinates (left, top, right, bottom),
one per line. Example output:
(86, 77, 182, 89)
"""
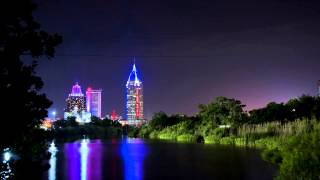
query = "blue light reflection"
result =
(121, 138, 148, 180)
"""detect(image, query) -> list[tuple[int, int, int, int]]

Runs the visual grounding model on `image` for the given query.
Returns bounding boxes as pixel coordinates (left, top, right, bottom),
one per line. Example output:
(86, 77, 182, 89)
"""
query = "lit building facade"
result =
(86, 88, 102, 118)
(64, 82, 91, 123)
(126, 63, 144, 126)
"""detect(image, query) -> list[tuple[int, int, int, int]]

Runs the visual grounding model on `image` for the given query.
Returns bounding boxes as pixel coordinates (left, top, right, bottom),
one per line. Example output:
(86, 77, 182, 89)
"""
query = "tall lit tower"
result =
(86, 87, 102, 118)
(126, 61, 144, 125)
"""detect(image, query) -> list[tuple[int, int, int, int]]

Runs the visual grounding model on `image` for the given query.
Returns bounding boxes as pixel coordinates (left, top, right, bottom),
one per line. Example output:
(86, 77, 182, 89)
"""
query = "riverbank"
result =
(130, 118, 320, 179)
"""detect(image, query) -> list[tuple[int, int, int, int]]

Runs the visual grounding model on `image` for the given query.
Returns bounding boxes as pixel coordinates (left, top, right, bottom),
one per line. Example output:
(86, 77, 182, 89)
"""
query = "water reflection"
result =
(80, 139, 89, 180)
(1, 149, 13, 179)
(48, 141, 58, 180)
(121, 138, 148, 180)
(63, 139, 103, 180)
(46, 139, 275, 180)
(65, 141, 80, 180)
(88, 140, 102, 180)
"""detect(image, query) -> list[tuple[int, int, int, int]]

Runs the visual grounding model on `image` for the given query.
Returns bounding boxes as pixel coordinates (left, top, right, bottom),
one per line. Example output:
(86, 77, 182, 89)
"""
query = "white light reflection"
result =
(1, 149, 13, 179)
(80, 139, 89, 180)
(49, 141, 58, 180)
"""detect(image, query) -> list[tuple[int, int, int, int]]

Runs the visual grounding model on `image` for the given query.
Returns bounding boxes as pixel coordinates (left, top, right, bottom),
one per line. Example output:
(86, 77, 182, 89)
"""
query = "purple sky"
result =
(33, 0, 320, 119)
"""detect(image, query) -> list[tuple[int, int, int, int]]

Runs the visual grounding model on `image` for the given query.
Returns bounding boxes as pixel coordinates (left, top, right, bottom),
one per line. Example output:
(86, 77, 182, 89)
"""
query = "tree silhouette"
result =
(198, 97, 247, 126)
(0, 0, 62, 157)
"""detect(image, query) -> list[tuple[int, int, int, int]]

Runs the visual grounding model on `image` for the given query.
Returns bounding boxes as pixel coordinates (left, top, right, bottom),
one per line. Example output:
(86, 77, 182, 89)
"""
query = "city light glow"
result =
(42, 119, 53, 130)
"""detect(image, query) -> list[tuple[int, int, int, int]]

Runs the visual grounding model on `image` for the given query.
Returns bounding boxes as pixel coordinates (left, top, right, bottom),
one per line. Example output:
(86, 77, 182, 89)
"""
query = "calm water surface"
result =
(45, 138, 277, 180)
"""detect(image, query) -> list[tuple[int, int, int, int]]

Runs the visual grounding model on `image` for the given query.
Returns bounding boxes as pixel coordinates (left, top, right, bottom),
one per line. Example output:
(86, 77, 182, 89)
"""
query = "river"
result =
(44, 138, 277, 180)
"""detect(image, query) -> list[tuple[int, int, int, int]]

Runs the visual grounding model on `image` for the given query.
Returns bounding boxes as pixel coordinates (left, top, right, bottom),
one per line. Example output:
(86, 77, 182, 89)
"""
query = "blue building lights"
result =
(126, 60, 144, 126)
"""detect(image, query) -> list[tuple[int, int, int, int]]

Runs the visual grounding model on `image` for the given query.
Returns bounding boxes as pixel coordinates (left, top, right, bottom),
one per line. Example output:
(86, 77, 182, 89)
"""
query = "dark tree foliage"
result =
(249, 95, 320, 124)
(198, 97, 248, 126)
(148, 111, 187, 130)
(249, 102, 291, 123)
(0, 0, 62, 149)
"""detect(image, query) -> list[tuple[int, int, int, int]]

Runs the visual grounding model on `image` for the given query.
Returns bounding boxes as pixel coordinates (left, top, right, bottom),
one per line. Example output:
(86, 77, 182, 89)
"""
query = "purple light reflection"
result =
(63, 139, 102, 180)
(87, 140, 102, 180)
(65, 142, 80, 180)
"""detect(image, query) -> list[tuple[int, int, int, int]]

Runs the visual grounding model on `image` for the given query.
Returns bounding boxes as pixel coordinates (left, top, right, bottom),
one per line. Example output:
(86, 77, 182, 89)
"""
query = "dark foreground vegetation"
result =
(0, 0, 62, 179)
(130, 96, 320, 179)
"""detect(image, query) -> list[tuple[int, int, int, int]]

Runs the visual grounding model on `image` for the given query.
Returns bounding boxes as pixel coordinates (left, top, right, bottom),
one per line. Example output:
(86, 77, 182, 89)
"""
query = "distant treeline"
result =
(130, 95, 320, 139)
(49, 117, 129, 141)
(129, 95, 320, 180)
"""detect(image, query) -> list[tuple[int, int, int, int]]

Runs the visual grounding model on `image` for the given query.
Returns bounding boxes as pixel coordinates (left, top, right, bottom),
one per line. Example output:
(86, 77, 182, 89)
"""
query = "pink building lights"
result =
(86, 87, 102, 118)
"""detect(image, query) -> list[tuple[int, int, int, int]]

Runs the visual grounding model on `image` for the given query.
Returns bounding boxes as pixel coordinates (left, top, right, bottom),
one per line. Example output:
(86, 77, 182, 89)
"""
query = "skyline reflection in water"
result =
(47, 138, 147, 180)
(46, 138, 275, 180)
(65, 139, 103, 180)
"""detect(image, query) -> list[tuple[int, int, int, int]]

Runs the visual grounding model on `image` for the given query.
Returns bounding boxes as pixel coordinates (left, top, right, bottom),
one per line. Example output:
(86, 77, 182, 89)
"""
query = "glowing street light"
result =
(52, 111, 56, 120)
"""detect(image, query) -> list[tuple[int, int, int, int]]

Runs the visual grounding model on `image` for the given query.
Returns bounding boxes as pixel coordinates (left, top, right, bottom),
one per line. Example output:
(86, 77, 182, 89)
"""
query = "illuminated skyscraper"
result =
(126, 62, 144, 125)
(65, 82, 86, 112)
(64, 82, 91, 123)
(86, 87, 102, 118)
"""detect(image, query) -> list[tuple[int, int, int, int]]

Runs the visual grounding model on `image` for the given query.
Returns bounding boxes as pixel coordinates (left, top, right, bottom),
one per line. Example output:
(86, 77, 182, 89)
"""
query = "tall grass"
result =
(237, 118, 316, 139)
(138, 118, 320, 150)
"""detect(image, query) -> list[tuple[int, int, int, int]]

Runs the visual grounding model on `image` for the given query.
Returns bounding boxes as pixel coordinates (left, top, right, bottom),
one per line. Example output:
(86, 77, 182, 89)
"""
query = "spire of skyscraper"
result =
(126, 57, 141, 87)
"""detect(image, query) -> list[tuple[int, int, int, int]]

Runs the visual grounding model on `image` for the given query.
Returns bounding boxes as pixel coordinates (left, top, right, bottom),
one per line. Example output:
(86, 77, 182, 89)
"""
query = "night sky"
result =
(33, 0, 320, 119)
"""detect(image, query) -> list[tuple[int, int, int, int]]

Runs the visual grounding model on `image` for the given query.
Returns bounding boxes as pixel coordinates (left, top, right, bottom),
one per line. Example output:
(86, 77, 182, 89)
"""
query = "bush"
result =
(261, 148, 282, 164)
(204, 135, 220, 144)
(276, 129, 320, 179)
(177, 134, 196, 142)
(149, 131, 159, 139)
(220, 137, 235, 145)
(139, 126, 152, 138)
(158, 133, 176, 140)
(211, 128, 229, 138)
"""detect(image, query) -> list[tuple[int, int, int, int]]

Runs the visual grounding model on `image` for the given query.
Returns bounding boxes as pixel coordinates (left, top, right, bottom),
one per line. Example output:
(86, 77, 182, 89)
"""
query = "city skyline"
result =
(35, 0, 320, 120)
(44, 58, 320, 120)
